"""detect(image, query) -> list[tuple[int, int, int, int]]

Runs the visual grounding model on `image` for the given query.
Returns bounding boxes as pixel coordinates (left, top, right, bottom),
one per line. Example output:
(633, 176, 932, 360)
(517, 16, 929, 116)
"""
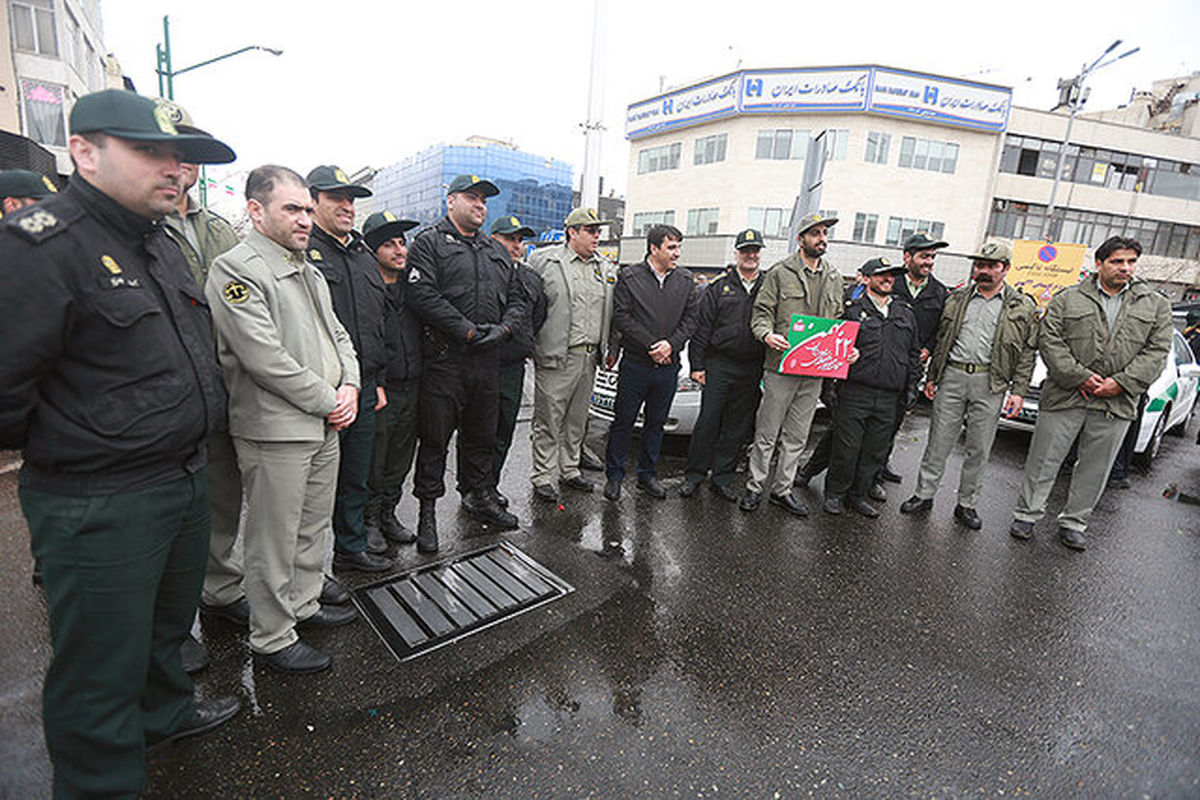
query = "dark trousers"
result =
(368, 379, 419, 523)
(684, 356, 761, 487)
(605, 357, 679, 482)
(21, 471, 209, 799)
(800, 383, 839, 479)
(826, 382, 899, 499)
(416, 353, 500, 499)
(333, 382, 376, 555)
(492, 360, 525, 485)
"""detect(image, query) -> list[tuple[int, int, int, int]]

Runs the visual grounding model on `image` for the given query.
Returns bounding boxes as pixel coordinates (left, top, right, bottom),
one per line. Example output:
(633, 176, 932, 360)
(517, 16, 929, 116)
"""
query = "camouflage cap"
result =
(307, 165, 373, 198)
(564, 207, 612, 228)
(490, 215, 536, 237)
(968, 240, 1011, 263)
(69, 89, 236, 164)
(447, 174, 499, 197)
(362, 210, 419, 250)
(903, 231, 950, 253)
(0, 169, 58, 199)
(734, 228, 764, 250)
(796, 211, 838, 236)
(860, 256, 905, 276)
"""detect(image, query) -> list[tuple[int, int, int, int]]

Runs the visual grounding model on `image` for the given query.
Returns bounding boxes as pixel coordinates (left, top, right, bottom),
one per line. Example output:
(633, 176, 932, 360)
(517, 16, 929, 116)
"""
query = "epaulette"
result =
(4, 202, 77, 243)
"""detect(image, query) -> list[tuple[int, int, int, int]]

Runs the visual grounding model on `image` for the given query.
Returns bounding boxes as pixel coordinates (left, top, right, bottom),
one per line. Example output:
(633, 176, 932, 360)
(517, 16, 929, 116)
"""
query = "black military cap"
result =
(69, 89, 236, 164)
(0, 169, 58, 199)
(490, 215, 535, 237)
(903, 232, 949, 252)
(734, 228, 764, 250)
(860, 256, 906, 276)
(447, 174, 499, 197)
(362, 211, 420, 250)
(307, 165, 373, 198)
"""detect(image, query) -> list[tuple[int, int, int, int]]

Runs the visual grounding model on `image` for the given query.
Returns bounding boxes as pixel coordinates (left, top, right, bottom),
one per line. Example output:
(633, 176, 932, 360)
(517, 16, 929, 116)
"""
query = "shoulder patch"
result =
(223, 281, 250, 304)
(16, 209, 60, 236)
(408, 268, 421, 284)
(308, 248, 323, 261)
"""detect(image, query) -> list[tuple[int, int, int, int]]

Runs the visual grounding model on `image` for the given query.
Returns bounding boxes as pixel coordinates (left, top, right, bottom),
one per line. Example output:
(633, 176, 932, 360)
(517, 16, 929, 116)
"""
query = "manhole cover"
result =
(352, 542, 574, 662)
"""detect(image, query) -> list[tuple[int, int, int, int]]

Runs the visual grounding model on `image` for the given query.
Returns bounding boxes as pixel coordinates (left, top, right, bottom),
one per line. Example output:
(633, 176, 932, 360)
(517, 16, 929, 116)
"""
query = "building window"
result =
(20, 79, 67, 147)
(637, 143, 681, 175)
(853, 213, 878, 243)
(755, 129, 808, 160)
(632, 210, 675, 237)
(864, 132, 890, 165)
(693, 134, 727, 166)
(823, 129, 849, 161)
(898, 137, 959, 174)
(11, 0, 58, 56)
(686, 207, 719, 236)
(747, 207, 788, 238)
(885, 216, 945, 246)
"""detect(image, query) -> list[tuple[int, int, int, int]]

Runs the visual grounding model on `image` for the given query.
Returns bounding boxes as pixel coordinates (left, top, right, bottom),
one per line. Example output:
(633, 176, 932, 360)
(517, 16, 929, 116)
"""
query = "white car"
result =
(588, 346, 703, 435)
(1000, 328, 1200, 465)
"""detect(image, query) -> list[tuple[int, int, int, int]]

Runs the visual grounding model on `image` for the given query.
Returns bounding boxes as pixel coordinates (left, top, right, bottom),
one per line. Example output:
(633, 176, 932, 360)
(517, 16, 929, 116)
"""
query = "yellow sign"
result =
(1006, 239, 1088, 311)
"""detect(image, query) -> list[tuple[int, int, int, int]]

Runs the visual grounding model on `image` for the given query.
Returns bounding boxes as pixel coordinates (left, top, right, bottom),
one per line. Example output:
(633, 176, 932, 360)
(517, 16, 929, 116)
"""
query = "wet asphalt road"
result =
(1, 405, 1199, 798)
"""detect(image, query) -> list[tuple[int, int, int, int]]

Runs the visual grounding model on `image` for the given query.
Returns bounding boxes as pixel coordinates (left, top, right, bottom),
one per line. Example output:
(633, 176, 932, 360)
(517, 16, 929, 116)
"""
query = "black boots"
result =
(417, 500, 439, 553)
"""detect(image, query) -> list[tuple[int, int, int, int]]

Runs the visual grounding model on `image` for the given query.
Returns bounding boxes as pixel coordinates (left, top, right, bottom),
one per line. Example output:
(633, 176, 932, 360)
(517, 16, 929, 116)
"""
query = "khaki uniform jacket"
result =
(206, 228, 360, 442)
(927, 283, 1039, 396)
(750, 251, 844, 371)
(530, 242, 617, 369)
(162, 202, 239, 288)
(1038, 275, 1173, 420)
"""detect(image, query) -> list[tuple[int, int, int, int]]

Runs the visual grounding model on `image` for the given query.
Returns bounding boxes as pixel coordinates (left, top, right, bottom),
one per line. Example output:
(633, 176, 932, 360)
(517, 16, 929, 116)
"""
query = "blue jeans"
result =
(605, 358, 679, 482)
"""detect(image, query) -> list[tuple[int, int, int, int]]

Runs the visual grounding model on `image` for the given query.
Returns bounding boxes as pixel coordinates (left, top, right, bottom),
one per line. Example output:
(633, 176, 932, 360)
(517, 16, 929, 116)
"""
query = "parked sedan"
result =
(588, 346, 703, 436)
(999, 329, 1200, 465)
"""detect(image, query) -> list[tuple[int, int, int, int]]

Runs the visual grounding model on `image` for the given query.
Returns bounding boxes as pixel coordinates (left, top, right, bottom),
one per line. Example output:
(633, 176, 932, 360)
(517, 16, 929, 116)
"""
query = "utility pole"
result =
(579, 0, 606, 213)
(1044, 40, 1139, 240)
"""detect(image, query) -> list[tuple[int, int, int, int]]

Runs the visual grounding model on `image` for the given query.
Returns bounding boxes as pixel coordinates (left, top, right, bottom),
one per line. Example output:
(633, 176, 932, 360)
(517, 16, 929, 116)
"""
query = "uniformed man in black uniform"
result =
(406, 174, 528, 551)
(0, 168, 57, 216)
(823, 257, 921, 517)
(305, 164, 393, 571)
(0, 89, 240, 798)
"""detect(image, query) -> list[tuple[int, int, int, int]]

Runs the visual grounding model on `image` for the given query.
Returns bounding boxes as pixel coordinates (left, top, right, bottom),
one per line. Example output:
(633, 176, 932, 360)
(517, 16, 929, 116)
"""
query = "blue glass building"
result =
(370, 138, 574, 235)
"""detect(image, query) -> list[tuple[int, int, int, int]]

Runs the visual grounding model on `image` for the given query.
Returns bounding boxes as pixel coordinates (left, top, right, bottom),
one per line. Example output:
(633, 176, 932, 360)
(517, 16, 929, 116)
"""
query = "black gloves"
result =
(470, 323, 509, 348)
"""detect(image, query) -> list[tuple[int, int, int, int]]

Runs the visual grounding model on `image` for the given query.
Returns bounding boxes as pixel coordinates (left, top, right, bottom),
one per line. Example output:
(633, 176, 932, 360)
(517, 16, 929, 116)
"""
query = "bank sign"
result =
(625, 66, 1011, 139)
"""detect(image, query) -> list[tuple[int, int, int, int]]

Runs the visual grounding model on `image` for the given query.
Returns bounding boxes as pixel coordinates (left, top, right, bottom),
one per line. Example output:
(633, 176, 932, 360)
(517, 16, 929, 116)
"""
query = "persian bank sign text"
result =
(868, 68, 1011, 132)
(625, 75, 740, 139)
(740, 68, 870, 114)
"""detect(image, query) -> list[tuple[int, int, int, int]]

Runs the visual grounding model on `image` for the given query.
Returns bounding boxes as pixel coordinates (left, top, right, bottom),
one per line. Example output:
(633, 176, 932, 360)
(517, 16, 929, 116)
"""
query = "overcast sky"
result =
(100, 0, 1198, 200)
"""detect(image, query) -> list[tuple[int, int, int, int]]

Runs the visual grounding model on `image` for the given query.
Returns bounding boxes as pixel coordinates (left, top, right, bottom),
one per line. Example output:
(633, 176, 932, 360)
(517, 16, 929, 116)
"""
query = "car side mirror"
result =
(1179, 363, 1200, 379)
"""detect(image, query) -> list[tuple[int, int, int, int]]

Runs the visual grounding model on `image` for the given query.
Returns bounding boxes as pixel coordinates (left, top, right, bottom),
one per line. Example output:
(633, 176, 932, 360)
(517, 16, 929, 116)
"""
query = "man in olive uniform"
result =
(406, 175, 528, 551)
(0, 89, 240, 798)
(900, 241, 1038, 529)
(1010, 236, 1173, 550)
(362, 211, 422, 546)
(824, 257, 920, 517)
(475, 215, 545, 505)
(529, 207, 617, 503)
(0, 168, 57, 216)
(680, 229, 765, 501)
(208, 165, 362, 673)
(742, 212, 844, 515)
(305, 164, 392, 571)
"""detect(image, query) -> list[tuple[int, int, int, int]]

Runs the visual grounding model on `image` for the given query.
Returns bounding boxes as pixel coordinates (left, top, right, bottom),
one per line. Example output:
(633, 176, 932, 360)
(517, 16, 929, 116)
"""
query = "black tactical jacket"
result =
(307, 225, 388, 387)
(405, 217, 527, 357)
(689, 267, 764, 371)
(0, 178, 225, 494)
(842, 293, 922, 397)
(382, 277, 422, 385)
(494, 260, 547, 367)
(892, 272, 948, 354)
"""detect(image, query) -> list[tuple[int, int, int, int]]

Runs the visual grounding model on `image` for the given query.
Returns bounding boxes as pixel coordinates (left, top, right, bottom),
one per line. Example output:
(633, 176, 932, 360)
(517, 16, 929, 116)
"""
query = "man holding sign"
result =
(742, 213, 846, 515)
(824, 258, 921, 517)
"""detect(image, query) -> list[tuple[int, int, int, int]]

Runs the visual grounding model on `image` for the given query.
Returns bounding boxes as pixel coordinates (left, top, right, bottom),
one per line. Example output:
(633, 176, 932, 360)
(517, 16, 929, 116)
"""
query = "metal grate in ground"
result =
(352, 542, 574, 662)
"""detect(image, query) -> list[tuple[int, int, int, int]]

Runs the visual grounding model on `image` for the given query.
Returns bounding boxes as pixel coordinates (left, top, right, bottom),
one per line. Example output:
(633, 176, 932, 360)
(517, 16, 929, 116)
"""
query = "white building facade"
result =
(621, 66, 1200, 296)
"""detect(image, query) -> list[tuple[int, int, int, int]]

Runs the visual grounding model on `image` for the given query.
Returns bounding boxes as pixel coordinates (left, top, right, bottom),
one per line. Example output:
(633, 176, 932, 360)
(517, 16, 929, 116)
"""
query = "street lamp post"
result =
(1044, 39, 1138, 240)
(154, 15, 281, 206)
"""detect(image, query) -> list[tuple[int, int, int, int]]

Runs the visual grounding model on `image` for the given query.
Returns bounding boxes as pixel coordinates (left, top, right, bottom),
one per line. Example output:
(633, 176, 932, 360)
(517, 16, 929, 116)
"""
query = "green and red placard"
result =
(778, 314, 860, 379)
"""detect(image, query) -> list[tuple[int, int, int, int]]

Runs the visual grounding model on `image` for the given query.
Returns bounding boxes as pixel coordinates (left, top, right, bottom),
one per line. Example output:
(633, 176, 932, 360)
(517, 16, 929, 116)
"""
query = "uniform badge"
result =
(722, 285, 731, 294)
(408, 268, 420, 284)
(17, 209, 58, 234)
(383, 211, 397, 222)
(41, 176, 58, 193)
(309, 248, 323, 261)
(223, 281, 250, 304)
(153, 100, 179, 135)
(100, 255, 121, 275)
(335, 168, 349, 183)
